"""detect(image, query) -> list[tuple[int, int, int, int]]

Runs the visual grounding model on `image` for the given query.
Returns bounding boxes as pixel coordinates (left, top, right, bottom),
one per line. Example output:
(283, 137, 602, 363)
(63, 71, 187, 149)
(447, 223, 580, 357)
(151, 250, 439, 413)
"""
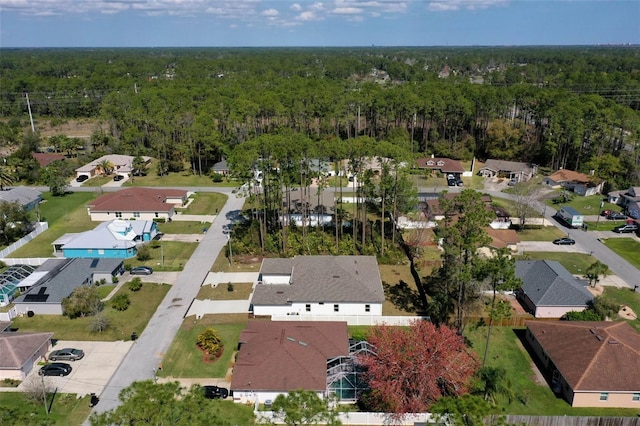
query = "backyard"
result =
(544, 192, 618, 215)
(126, 241, 198, 271)
(124, 159, 238, 187)
(515, 252, 599, 275)
(0, 392, 92, 426)
(602, 238, 640, 270)
(196, 283, 253, 301)
(181, 192, 228, 215)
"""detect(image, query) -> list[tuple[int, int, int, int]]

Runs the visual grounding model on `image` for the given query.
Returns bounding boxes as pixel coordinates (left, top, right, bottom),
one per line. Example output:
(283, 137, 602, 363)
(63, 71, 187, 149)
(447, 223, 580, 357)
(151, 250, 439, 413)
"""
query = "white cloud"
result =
(290, 3, 302, 11)
(297, 10, 318, 21)
(428, 0, 508, 12)
(261, 8, 279, 17)
(333, 7, 363, 15)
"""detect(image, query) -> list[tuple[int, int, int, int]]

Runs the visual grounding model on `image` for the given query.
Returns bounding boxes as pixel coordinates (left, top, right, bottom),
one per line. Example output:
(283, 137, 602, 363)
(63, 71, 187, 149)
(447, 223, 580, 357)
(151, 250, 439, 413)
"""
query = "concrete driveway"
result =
(517, 241, 590, 253)
(25, 341, 133, 397)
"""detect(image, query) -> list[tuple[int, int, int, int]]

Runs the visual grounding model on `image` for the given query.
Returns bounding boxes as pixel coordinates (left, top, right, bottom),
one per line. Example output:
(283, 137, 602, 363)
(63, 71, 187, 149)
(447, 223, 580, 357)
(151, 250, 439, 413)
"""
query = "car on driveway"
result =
(113, 175, 124, 181)
(39, 363, 72, 377)
(49, 348, 84, 361)
(130, 266, 153, 275)
(507, 178, 518, 186)
(447, 178, 457, 187)
(203, 385, 229, 399)
(613, 224, 638, 233)
(76, 175, 89, 183)
(553, 237, 576, 245)
(607, 212, 627, 220)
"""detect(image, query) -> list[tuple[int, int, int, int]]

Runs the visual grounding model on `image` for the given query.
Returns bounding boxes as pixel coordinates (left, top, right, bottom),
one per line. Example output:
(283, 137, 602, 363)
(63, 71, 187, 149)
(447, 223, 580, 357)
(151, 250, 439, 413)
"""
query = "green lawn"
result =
(490, 197, 541, 218)
(379, 264, 423, 316)
(603, 287, 640, 331)
(211, 250, 262, 273)
(159, 315, 247, 378)
(182, 192, 228, 215)
(13, 192, 98, 258)
(515, 227, 566, 241)
(583, 220, 629, 231)
(10, 283, 170, 341)
(157, 221, 211, 234)
(123, 160, 237, 187)
(544, 193, 617, 215)
(465, 326, 639, 416)
(125, 241, 198, 271)
(196, 283, 253, 300)
(602, 238, 640, 269)
(0, 392, 93, 426)
(515, 252, 598, 275)
(82, 176, 112, 187)
(95, 284, 116, 299)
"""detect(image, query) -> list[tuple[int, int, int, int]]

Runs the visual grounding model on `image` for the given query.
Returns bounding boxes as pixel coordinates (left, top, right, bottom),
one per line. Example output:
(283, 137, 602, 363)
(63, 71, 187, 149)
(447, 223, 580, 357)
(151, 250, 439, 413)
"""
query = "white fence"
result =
(0, 222, 48, 259)
(270, 315, 429, 326)
(258, 410, 439, 425)
(0, 306, 17, 322)
(0, 258, 52, 266)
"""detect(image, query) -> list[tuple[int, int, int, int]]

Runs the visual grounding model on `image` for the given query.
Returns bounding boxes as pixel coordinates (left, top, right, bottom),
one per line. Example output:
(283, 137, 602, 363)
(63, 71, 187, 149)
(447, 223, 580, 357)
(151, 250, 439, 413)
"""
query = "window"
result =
(115, 212, 122, 218)
(305, 304, 311, 312)
(155, 212, 159, 218)
(633, 393, 640, 402)
(600, 393, 609, 401)
(334, 304, 339, 312)
(133, 212, 140, 218)
(98, 249, 104, 255)
(365, 304, 370, 312)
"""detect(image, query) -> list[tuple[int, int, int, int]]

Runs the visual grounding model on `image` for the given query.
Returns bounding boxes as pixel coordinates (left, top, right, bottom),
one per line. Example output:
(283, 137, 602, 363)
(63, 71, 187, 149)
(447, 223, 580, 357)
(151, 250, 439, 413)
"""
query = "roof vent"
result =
(298, 341, 307, 346)
(333, 275, 340, 278)
(595, 335, 603, 341)
(608, 340, 618, 344)
(286, 336, 295, 342)
(589, 328, 596, 334)
(276, 291, 284, 294)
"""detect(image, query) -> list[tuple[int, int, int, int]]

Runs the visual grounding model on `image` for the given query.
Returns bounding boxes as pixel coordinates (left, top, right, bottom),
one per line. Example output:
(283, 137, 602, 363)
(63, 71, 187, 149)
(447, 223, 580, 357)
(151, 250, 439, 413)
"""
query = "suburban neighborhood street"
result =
(87, 192, 246, 419)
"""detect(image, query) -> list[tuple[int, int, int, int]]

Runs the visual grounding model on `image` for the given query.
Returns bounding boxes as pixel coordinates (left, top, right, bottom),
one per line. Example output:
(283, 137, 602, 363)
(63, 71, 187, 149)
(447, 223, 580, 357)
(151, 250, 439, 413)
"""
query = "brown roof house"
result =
(478, 159, 537, 182)
(0, 332, 53, 380)
(516, 260, 593, 318)
(86, 187, 189, 221)
(251, 256, 385, 320)
(415, 156, 465, 177)
(543, 169, 603, 197)
(32, 152, 65, 168)
(230, 320, 350, 404)
(525, 321, 640, 408)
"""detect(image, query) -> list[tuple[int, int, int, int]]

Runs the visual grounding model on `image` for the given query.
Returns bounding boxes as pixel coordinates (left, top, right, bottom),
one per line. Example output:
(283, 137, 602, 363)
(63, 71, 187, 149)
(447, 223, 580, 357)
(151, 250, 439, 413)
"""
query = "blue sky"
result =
(1, 0, 638, 47)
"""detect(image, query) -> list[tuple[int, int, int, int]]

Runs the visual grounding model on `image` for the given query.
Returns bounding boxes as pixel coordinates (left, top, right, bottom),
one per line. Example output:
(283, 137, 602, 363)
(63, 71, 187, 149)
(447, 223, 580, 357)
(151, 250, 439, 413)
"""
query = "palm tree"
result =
(0, 162, 13, 191)
(97, 159, 114, 176)
(476, 366, 514, 406)
(585, 260, 609, 287)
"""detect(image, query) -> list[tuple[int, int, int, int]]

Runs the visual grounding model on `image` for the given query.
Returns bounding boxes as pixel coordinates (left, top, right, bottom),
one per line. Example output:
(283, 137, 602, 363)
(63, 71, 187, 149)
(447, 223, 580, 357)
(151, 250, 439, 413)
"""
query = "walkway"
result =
(88, 193, 246, 419)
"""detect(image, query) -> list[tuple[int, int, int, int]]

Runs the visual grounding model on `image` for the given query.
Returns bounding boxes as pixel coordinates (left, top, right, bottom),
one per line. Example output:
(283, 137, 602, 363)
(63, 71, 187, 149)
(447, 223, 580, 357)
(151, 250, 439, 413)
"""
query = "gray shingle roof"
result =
(0, 186, 42, 206)
(0, 332, 53, 369)
(252, 255, 385, 305)
(516, 260, 593, 307)
(481, 159, 533, 174)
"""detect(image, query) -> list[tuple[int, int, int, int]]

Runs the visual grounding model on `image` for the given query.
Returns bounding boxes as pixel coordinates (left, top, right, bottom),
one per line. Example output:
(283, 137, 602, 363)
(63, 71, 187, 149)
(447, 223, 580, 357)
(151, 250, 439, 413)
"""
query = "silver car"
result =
(49, 348, 85, 361)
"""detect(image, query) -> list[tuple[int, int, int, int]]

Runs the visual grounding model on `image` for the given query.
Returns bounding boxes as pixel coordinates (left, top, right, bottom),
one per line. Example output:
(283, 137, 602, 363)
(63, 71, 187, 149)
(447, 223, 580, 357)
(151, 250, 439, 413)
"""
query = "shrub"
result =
(62, 286, 103, 318)
(227, 282, 234, 292)
(128, 277, 143, 292)
(153, 218, 166, 223)
(211, 173, 224, 183)
(150, 240, 161, 249)
(111, 294, 131, 311)
(196, 328, 223, 356)
(112, 276, 119, 284)
(136, 245, 151, 261)
(89, 315, 111, 333)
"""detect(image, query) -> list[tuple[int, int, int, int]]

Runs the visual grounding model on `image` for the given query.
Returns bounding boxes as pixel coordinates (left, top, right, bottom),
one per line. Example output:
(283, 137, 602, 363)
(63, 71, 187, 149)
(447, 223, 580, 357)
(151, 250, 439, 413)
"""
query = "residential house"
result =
(32, 152, 65, 168)
(478, 159, 537, 182)
(0, 332, 53, 380)
(526, 321, 640, 408)
(543, 169, 603, 196)
(211, 159, 230, 176)
(75, 154, 151, 179)
(423, 193, 512, 229)
(280, 188, 335, 227)
(251, 256, 385, 317)
(516, 260, 593, 318)
(12, 258, 124, 315)
(231, 320, 350, 404)
(86, 187, 189, 221)
(485, 228, 520, 251)
(0, 264, 38, 307)
(415, 156, 465, 179)
(0, 186, 42, 211)
(607, 187, 640, 219)
(52, 219, 159, 258)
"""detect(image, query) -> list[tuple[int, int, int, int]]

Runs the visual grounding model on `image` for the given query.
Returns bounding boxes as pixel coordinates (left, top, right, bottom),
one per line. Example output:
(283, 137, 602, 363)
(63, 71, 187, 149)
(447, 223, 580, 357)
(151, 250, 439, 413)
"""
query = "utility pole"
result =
(25, 93, 35, 133)
(40, 374, 49, 415)
(227, 234, 233, 266)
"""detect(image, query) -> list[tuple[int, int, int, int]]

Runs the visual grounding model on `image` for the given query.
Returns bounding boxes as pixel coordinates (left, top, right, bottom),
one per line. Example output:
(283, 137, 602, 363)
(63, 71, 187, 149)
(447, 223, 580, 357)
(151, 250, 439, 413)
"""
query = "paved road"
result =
(87, 192, 246, 420)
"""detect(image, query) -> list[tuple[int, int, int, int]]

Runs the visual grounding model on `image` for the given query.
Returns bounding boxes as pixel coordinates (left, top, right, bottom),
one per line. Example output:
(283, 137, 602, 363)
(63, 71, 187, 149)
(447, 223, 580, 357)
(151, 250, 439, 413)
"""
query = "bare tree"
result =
(22, 374, 54, 411)
(511, 179, 541, 229)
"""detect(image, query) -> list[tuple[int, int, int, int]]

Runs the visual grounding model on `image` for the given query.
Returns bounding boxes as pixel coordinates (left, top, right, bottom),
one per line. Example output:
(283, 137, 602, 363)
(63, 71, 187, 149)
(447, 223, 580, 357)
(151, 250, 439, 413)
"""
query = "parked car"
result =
(447, 178, 457, 187)
(49, 348, 84, 361)
(600, 209, 612, 217)
(607, 212, 627, 220)
(456, 179, 464, 187)
(130, 266, 153, 275)
(39, 363, 72, 377)
(203, 385, 229, 399)
(613, 224, 638, 233)
(113, 175, 124, 181)
(76, 175, 88, 183)
(507, 178, 518, 186)
(553, 237, 576, 245)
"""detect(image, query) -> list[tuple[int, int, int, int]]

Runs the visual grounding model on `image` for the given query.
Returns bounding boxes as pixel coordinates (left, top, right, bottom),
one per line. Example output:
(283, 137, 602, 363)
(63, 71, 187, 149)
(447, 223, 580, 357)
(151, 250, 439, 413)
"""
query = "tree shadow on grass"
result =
(383, 280, 425, 314)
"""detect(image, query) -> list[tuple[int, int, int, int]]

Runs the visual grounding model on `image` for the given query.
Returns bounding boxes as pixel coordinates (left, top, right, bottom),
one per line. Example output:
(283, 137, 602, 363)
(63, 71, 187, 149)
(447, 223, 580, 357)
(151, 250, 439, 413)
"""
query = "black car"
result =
(613, 224, 638, 234)
(553, 237, 576, 245)
(607, 212, 627, 220)
(203, 385, 229, 399)
(130, 266, 153, 275)
(76, 175, 88, 183)
(49, 348, 84, 361)
(447, 179, 457, 187)
(113, 175, 124, 181)
(39, 363, 72, 377)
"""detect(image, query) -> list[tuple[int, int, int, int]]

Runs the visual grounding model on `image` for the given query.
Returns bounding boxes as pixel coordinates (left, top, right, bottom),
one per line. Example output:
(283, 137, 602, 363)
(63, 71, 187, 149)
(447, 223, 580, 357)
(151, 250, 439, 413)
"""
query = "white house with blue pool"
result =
(52, 219, 159, 259)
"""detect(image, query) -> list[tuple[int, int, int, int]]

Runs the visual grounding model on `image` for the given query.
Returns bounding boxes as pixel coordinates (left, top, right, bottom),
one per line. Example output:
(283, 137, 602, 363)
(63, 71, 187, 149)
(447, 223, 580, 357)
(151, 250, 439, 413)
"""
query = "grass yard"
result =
(211, 250, 263, 273)
(379, 264, 423, 316)
(10, 283, 170, 341)
(0, 392, 92, 426)
(328, 176, 349, 187)
(159, 314, 247, 378)
(515, 226, 566, 241)
(583, 220, 629, 231)
(603, 287, 640, 331)
(544, 193, 617, 215)
(127, 241, 197, 271)
(157, 221, 211, 234)
(602, 238, 640, 269)
(515, 252, 597, 275)
(123, 160, 237, 187)
(464, 326, 639, 416)
(82, 176, 112, 187)
(95, 284, 116, 299)
(196, 283, 253, 300)
(490, 197, 541, 218)
(13, 192, 98, 258)
(182, 192, 228, 215)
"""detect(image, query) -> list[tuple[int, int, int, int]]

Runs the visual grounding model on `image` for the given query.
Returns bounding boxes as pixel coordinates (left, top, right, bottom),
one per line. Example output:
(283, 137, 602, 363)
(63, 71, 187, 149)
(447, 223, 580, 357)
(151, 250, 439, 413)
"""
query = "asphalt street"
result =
(87, 191, 246, 420)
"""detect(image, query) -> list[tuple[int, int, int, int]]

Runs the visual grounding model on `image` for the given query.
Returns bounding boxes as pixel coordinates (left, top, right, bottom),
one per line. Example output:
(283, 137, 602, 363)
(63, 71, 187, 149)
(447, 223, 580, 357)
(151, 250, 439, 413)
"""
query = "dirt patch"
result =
(587, 285, 604, 297)
(34, 119, 107, 139)
(619, 305, 638, 320)
(196, 345, 224, 364)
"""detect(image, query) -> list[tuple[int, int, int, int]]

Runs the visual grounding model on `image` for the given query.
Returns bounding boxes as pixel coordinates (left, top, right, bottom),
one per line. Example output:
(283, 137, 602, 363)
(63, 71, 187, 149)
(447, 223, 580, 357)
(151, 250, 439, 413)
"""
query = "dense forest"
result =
(1, 46, 640, 189)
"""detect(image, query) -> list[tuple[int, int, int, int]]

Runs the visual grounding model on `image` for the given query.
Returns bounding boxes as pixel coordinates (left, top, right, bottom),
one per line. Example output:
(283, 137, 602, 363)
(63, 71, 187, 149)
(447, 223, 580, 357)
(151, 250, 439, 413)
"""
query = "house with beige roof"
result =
(478, 159, 536, 182)
(543, 169, 603, 196)
(86, 187, 189, 221)
(75, 154, 151, 179)
(251, 256, 385, 317)
(526, 321, 640, 408)
(0, 332, 53, 380)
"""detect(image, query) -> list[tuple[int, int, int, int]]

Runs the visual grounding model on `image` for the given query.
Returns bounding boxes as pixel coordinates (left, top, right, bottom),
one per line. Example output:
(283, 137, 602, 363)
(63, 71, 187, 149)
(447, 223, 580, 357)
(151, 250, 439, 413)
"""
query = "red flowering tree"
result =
(358, 320, 478, 418)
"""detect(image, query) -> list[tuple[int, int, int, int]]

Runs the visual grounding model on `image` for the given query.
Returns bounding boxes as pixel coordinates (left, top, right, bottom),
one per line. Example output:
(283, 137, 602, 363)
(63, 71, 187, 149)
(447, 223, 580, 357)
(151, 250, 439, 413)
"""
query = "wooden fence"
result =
(503, 416, 640, 426)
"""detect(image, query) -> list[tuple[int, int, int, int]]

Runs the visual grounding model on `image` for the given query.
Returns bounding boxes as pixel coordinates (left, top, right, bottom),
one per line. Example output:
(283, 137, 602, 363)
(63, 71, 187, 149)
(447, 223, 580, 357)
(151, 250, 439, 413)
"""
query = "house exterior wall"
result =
(0, 340, 50, 380)
(62, 247, 136, 259)
(535, 305, 586, 319)
(572, 391, 640, 408)
(93, 272, 118, 283)
(542, 177, 561, 188)
(260, 274, 291, 285)
(253, 302, 382, 317)
(165, 196, 187, 206)
(14, 303, 63, 316)
(233, 390, 324, 404)
(89, 211, 172, 222)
